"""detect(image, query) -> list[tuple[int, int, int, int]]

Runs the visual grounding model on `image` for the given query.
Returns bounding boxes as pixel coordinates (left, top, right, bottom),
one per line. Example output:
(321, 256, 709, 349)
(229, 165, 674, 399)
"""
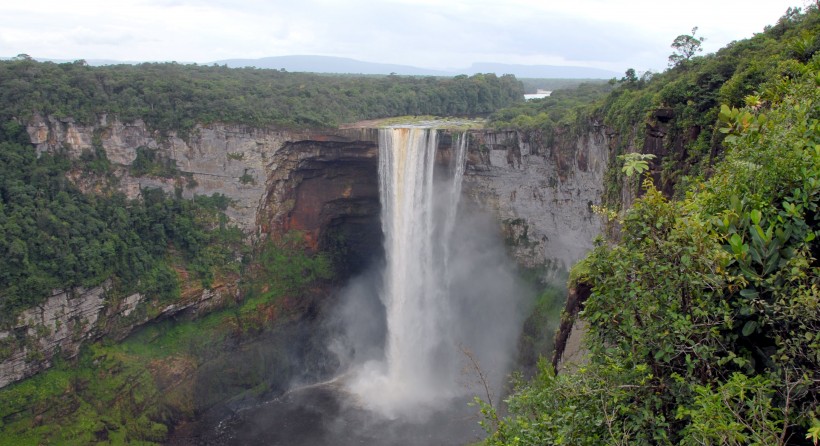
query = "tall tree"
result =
(668, 27, 705, 67)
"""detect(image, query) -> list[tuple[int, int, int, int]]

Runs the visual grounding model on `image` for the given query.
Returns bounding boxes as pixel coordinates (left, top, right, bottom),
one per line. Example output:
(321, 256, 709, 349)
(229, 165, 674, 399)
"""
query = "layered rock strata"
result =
(0, 116, 380, 388)
(3, 115, 613, 387)
(462, 126, 610, 278)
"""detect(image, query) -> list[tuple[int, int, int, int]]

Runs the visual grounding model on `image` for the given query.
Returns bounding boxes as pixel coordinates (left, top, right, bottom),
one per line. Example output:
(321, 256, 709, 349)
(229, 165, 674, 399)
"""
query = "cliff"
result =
(0, 115, 380, 388)
(463, 125, 610, 278)
(1, 115, 611, 388)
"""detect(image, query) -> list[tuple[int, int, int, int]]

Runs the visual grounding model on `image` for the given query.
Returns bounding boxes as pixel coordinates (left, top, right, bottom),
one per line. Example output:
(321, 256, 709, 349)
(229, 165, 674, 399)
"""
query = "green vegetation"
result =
(0, 60, 523, 136)
(0, 232, 332, 445)
(518, 284, 568, 371)
(0, 120, 243, 323)
(668, 27, 705, 68)
(129, 146, 180, 178)
(1, 5, 817, 445)
(481, 5, 820, 445)
(518, 78, 610, 94)
(488, 81, 614, 131)
(491, 5, 820, 208)
(618, 152, 655, 178)
(0, 345, 173, 445)
(365, 115, 487, 130)
(238, 232, 334, 329)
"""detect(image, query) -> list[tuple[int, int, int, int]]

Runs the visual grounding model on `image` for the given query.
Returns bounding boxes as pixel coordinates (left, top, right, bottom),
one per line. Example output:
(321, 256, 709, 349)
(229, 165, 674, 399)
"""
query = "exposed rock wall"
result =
(260, 136, 383, 276)
(462, 125, 610, 278)
(0, 115, 379, 388)
(0, 276, 239, 388)
(26, 115, 610, 278)
(4, 114, 612, 387)
(0, 284, 106, 388)
(26, 114, 377, 234)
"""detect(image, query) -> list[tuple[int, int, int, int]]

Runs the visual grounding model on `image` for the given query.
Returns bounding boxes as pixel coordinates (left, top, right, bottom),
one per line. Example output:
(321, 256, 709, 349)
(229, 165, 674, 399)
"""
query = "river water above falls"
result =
(174, 126, 531, 445)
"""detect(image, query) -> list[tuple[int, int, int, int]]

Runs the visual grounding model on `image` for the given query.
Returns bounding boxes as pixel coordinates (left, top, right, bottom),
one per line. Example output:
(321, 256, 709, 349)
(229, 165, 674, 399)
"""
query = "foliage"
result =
(481, 357, 659, 446)
(618, 152, 656, 177)
(518, 78, 609, 94)
(0, 60, 524, 136)
(0, 121, 244, 322)
(488, 81, 614, 131)
(483, 14, 820, 444)
(518, 284, 568, 370)
(0, 230, 333, 445)
(669, 27, 706, 67)
(0, 346, 170, 445)
(677, 373, 784, 446)
(491, 5, 819, 209)
(621, 68, 639, 84)
(238, 170, 255, 185)
(241, 232, 333, 308)
(599, 9, 812, 202)
(129, 146, 180, 178)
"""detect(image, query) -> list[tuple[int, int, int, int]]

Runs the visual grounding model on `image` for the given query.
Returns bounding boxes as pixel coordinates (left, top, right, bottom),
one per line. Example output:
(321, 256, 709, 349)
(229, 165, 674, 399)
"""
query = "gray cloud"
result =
(0, 0, 803, 72)
(69, 27, 136, 46)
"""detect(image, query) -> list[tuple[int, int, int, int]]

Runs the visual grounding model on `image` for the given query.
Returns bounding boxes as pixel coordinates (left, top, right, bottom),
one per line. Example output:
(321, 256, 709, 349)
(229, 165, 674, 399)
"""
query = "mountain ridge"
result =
(212, 54, 620, 78)
(4, 53, 619, 78)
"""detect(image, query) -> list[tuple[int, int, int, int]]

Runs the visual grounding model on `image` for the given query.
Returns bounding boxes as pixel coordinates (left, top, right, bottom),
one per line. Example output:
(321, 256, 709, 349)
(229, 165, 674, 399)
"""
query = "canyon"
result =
(0, 113, 612, 389)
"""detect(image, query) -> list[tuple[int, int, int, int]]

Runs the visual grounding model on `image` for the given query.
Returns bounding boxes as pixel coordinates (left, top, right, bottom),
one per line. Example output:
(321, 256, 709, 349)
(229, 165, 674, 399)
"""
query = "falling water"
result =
(195, 128, 529, 444)
(347, 128, 483, 416)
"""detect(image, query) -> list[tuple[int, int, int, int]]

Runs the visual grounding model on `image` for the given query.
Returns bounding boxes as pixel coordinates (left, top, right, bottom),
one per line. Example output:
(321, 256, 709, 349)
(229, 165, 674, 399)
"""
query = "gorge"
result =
(0, 109, 609, 444)
(192, 125, 537, 445)
(0, 113, 608, 391)
(2, 8, 818, 443)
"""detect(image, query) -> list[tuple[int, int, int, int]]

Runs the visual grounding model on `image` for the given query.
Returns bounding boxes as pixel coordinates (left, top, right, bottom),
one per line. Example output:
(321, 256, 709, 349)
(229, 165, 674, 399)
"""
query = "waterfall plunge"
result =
(344, 127, 528, 419)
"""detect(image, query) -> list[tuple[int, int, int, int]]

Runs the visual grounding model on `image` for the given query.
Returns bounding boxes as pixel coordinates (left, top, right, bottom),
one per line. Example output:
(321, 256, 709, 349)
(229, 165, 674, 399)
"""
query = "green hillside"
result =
(481, 5, 820, 445)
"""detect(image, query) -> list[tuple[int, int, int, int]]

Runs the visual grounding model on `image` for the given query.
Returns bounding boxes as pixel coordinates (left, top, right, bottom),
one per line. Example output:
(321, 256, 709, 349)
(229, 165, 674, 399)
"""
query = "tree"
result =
(669, 27, 705, 67)
(621, 68, 638, 84)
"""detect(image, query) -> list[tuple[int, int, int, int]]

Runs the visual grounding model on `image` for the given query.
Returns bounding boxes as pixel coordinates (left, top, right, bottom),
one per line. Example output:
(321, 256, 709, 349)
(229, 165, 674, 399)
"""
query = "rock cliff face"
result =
(462, 125, 610, 278)
(0, 284, 106, 388)
(26, 114, 378, 234)
(0, 116, 380, 388)
(259, 133, 383, 276)
(2, 115, 611, 387)
(458, 125, 612, 372)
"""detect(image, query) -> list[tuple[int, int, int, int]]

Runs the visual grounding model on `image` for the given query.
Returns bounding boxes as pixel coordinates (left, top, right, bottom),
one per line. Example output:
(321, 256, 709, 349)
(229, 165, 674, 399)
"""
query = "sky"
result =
(0, 0, 808, 74)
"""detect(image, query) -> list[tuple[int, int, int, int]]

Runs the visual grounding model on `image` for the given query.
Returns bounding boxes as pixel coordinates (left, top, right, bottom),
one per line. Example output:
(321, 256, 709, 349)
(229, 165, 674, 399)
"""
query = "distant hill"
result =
(212, 55, 451, 76)
(212, 55, 619, 79)
(5, 54, 619, 79)
(465, 62, 618, 79)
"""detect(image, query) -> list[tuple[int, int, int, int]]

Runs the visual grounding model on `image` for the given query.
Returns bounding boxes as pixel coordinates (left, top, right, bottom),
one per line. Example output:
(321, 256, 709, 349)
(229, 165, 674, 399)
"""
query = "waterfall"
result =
(345, 127, 525, 419)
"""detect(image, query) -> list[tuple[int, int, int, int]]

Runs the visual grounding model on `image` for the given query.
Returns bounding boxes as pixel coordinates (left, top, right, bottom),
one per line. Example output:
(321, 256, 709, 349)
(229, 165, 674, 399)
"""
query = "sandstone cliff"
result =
(1, 115, 613, 387)
(463, 125, 610, 278)
(0, 115, 379, 388)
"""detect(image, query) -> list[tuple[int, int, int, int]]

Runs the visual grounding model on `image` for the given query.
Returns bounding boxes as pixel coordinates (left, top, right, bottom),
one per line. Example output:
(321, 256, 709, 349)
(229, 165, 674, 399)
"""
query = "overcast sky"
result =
(0, 0, 807, 74)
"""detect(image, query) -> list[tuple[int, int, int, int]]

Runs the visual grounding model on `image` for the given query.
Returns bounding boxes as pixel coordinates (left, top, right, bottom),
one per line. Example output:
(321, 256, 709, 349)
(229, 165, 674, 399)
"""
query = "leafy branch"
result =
(618, 152, 656, 178)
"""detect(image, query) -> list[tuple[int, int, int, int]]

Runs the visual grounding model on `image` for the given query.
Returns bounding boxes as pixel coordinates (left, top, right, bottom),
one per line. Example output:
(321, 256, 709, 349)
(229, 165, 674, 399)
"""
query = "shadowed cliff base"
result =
(176, 384, 484, 446)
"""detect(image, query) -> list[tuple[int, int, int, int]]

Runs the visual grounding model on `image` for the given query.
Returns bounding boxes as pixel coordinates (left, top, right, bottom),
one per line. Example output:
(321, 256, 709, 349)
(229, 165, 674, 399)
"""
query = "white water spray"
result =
(344, 127, 527, 418)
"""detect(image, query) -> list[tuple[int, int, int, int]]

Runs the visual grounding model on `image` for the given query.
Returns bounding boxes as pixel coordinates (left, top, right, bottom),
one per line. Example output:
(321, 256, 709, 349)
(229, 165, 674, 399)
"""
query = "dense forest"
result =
(481, 5, 820, 445)
(0, 119, 246, 322)
(488, 81, 614, 130)
(0, 59, 523, 134)
(517, 77, 609, 94)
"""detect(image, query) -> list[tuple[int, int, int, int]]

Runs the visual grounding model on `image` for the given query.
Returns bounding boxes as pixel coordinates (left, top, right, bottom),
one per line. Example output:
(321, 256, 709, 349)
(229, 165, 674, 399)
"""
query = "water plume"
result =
(339, 127, 531, 419)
